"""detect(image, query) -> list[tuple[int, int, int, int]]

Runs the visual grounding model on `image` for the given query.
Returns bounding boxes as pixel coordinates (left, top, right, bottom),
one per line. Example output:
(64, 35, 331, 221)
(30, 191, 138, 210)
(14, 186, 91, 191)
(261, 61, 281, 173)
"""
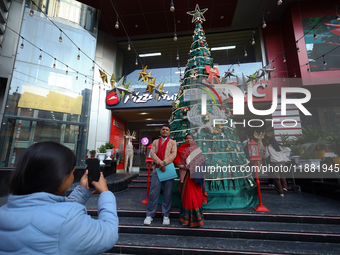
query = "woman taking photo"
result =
(174, 134, 207, 227)
(0, 141, 119, 254)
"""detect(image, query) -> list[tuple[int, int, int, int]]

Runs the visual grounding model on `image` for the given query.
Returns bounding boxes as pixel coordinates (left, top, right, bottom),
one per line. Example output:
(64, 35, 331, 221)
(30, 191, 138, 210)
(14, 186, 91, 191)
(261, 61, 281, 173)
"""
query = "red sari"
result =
(175, 142, 207, 227)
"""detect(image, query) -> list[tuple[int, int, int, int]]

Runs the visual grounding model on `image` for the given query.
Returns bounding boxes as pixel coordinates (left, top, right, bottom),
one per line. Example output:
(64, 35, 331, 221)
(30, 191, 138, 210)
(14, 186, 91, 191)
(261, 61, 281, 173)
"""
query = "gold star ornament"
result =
(145, 77, 156, 95)
(138, 65, 148, 82)
(99, 69, 108, 83)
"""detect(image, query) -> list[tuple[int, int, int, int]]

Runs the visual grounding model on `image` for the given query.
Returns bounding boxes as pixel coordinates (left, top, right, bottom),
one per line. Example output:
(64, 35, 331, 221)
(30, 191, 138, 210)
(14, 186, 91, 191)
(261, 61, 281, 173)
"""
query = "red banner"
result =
(110, 114, 126, 170)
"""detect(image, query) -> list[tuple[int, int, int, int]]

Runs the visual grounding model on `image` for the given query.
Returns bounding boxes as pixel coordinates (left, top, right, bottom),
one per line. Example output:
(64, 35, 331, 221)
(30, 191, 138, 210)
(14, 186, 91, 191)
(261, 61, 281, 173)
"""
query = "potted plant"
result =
(89, 150, 96, 158)
(326, 134, 340, 164)
(290, 144, 303, 164)
(298, 126, 329, 159)
(299, 150, 320, 168)
(97, 145, 107, 166)
(105, 142, 115, 160)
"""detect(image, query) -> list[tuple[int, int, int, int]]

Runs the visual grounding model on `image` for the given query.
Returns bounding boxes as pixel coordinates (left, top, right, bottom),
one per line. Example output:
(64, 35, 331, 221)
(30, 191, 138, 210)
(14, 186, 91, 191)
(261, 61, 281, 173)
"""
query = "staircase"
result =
(90, 210, 340, 255)
(129, 170, 300, 191)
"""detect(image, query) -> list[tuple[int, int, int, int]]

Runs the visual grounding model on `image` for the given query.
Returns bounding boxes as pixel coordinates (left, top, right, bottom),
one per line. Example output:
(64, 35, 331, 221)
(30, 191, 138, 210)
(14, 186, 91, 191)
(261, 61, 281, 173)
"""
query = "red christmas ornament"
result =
(200, 41, 203, 45)
(200, 27, 203, 30)
(203, 52, 206, 56)
(214, 148, 217, 151)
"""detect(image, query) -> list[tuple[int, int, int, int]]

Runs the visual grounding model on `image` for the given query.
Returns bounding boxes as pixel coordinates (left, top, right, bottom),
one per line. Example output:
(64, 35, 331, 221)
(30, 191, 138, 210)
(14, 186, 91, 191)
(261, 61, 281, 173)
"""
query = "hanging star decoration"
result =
(110, 74, 116, 88)
(145, 77, 156, 95)
(99, 69, 108, 83)
(114, 77, 136, 101)
(138, 65, 148, 82)
(246, 70, 264, 83)
(145, 71, 153, 83)
(224, 70, 235, 79)
(260, 66, 275, 79)
(187, 4, 208, 23)
(236, 73, 252, 93)
(152, 82, 167, 101)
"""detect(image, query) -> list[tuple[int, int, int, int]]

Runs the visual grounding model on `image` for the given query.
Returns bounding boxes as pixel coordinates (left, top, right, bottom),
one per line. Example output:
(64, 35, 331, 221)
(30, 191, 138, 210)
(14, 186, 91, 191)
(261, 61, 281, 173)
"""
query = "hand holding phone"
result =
(86, 158, 100, 187)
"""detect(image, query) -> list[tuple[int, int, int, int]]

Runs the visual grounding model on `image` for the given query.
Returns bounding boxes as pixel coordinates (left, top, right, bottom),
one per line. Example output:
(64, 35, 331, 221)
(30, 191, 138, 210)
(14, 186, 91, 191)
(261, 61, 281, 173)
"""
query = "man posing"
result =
(144, 124, 177, 225)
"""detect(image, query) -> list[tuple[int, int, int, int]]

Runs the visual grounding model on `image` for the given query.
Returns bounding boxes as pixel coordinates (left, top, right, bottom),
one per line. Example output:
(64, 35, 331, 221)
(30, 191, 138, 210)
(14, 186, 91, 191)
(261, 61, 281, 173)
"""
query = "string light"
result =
(59, 30, 62, 43)
(283, 56, 286, 62)
(66, 65, 68, 75)
(313, 29, 317, 40)
(170, 0, 175, 12)
(262, 13, 267, 28)
(128, 39, 131, 50)
(176, 53, 179, 61)
(251, 31, 255, 45)
(39, 49, 42, 60)
(273, 65, 276, 70)
(294, 71, 297, 77)
(76, 71, 78, 80)
(323, 55, 327, 65)
(238, 59, 240, 67)
(77, 48, 80, 60)
(244, 46, 247, 57)
(91, 61, 94, 71)
(135, 55, 138, 65)
(53, 58, 56, 68)
(277, 0, 283, 5)
(232, 68, 235, 73)
(115, 14, 119, 29)
(85, 76, 87, 84)
(29, 9, 34, 17)
(174, 32, 177, 41)
(283, 74, 286, 81)
(20, 37, 24, 49)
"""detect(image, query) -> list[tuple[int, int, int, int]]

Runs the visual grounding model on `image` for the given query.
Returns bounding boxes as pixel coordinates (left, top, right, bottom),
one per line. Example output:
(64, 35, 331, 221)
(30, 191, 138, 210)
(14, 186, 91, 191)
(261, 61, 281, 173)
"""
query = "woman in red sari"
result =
(174, 134, 207, 227)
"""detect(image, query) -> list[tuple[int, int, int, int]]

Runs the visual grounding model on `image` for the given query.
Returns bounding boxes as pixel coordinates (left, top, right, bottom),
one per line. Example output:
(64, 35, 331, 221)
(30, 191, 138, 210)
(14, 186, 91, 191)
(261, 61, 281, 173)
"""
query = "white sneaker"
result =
(144, 216, 153, 225)
(163, 216, 170, 225)
(280, 194, 284, 197)
(283, 188, 288, 192)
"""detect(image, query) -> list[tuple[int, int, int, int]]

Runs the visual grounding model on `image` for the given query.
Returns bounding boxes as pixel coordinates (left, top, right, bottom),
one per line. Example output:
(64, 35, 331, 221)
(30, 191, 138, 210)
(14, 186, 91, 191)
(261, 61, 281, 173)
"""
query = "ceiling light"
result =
(139, 112, 148, 115)
(211, 46, 236, 51)
(139, 52, 162, 57)
(170, 0, 175, 12)
(146, 124, 165, 126)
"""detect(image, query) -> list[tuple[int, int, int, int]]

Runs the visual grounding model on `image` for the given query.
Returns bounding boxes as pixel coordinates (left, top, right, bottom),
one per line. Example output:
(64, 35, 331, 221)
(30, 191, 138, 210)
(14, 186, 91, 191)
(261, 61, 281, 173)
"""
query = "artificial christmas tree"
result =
(169, 5, 258, 209)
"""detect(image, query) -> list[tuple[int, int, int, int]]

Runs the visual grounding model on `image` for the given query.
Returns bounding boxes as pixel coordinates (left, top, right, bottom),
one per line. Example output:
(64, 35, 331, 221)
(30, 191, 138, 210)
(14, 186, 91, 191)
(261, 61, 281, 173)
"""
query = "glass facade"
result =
(0, 0, 98, 167)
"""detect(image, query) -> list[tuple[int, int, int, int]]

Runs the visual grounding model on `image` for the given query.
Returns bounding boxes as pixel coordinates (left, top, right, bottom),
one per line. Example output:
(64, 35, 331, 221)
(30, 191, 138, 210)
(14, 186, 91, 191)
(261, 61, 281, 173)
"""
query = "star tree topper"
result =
(187, 4, 208, 23)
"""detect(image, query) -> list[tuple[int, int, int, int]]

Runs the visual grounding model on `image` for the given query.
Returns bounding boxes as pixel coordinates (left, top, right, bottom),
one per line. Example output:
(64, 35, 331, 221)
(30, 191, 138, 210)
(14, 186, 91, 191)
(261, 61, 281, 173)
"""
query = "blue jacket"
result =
(0, 185, 119, 254)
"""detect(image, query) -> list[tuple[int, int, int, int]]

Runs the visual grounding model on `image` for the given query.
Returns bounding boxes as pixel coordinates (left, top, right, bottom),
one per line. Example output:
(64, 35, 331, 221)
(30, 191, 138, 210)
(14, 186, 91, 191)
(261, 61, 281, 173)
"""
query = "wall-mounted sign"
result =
(106, 90, 120, 106)
(106, 86, 180, 110)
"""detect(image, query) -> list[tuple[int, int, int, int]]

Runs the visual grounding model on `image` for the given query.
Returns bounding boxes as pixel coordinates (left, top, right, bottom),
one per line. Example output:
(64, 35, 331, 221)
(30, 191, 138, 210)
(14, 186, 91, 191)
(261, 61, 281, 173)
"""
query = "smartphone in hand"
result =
(86, 158, 100, 187)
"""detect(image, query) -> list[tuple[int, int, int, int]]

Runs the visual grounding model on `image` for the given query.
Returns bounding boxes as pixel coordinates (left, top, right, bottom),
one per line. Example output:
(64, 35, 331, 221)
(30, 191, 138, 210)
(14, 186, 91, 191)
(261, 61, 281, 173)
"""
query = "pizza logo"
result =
(106, 90, 119, 106)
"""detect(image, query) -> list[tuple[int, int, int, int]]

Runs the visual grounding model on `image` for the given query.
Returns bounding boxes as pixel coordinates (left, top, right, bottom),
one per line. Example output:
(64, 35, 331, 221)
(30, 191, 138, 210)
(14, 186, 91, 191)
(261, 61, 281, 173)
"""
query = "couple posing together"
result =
(144, 124, 207, 227)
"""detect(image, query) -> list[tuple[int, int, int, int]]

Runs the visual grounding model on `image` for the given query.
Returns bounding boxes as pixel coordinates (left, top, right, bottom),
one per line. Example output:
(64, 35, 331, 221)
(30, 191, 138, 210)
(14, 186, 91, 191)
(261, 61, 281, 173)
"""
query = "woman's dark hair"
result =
(10, 141, 76, 195)
(162, 124, 170, 129)
(269, 137, 281, 152)
(185, 133, 191, 139)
